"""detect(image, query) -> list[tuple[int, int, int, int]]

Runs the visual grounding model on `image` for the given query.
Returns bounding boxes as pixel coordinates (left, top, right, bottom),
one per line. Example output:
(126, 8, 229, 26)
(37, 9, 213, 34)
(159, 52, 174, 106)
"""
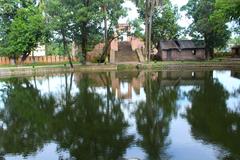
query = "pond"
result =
(0, 70, 240, 160)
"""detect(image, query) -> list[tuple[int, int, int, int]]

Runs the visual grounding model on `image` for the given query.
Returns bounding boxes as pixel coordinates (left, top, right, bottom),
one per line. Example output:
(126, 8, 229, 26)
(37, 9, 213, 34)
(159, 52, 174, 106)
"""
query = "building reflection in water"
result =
(0, 70, 239, 160)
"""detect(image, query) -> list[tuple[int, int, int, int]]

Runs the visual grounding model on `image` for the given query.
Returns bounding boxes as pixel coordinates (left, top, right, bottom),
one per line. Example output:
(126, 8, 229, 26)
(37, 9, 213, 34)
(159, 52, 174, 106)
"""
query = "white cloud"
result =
(119, 1, 139, 23)
(170, 0, 192, 28)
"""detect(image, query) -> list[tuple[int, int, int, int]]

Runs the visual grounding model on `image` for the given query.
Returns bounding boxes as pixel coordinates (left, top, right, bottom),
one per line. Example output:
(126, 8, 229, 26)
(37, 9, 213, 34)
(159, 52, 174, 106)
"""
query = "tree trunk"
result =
(32, 52, 35, 64)
(62, 30, 73, 68)
(148, 4, 153, 62)
(103, 5, 108, 44)
(81, 23, 88, 65)
(145, 0, 154, 63)
(99, 36, 119, 63)
(13, 54, 17, 65)
(145, 2, 149, 62)
(210, 48, 214, 59)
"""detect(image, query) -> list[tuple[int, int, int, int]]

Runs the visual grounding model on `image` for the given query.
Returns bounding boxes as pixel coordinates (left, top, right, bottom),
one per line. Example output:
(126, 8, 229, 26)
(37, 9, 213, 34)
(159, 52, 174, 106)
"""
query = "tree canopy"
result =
(0, 0, 44, 61)
(152, 0, 181, 45)
(182, 0, 232, 58)
(0, 0, 239, 63)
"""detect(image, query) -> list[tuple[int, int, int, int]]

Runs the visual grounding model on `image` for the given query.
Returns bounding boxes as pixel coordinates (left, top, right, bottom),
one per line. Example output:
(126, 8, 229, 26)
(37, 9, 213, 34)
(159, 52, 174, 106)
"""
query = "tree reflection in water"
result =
(186, 71, 240, 160)
(0, 71, 239, 160)
(0, 73, 134, 160)
(135, 72, 179, 160)
(53, 73, 134, 160)
(0, 77, 56, 157)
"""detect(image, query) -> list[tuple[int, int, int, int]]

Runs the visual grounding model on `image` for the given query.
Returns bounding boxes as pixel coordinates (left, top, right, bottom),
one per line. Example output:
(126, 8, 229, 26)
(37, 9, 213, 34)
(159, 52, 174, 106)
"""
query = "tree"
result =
(133, 0, 163, 62)
(215, 0, 240, 34)
(45, 0, 73, 67)
(182, 0, 231, 59)
(98, 0, 126, 62)
(59, 0, 103, 64)
(43, 0, 104, 64)
(0, 1, 44, 63)
(215, 0, 240, 24)
(152, 0, 181, 46)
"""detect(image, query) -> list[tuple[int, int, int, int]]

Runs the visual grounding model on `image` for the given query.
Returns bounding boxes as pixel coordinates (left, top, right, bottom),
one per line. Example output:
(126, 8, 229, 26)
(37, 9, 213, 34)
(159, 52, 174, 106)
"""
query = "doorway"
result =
(167, 50, 172, 60)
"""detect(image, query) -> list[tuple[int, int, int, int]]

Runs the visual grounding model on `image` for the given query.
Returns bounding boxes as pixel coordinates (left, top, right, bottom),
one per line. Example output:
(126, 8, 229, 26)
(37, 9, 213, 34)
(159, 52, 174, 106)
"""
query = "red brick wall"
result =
(86, 43, 105, 62)
(86, 39, 119, 62)
(0, 56, 79, 65)
(161, 49, 206, 61)
(130, 37, 145, 51)
(111, 39, 118, 51)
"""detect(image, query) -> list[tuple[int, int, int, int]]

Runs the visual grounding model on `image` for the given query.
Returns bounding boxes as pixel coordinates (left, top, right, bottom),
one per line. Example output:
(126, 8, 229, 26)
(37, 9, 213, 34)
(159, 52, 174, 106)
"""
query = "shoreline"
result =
(0, 61, 239, 78)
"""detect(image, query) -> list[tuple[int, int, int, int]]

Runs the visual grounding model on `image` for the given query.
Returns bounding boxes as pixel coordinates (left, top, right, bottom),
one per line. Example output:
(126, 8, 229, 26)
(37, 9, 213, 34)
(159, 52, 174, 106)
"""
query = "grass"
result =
(0, 59, 239, 71)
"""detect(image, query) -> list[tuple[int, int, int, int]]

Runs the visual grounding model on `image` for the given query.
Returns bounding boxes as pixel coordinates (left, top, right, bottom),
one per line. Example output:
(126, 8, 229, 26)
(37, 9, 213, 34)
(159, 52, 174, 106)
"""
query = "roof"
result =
(159, 40, 205, 50)
(177, 40, 205, 49)
(159, 40, 179, 50)
(232, 45, 240, 49)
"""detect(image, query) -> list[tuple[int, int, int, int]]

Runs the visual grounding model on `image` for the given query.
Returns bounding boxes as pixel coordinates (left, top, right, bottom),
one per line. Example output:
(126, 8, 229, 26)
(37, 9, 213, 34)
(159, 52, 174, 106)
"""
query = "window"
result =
(192, 50, 196, 55)
(192, 72, 196, 78)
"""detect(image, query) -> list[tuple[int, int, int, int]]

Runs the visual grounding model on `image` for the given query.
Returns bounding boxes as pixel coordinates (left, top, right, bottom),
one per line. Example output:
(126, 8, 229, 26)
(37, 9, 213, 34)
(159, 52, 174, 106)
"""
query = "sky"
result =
(119, 0, 192, 28)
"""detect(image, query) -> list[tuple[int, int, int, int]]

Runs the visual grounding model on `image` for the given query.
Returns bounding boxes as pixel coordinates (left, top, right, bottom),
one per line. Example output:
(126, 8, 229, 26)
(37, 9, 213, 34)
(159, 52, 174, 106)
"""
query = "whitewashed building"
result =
(31, 44, 46, 56)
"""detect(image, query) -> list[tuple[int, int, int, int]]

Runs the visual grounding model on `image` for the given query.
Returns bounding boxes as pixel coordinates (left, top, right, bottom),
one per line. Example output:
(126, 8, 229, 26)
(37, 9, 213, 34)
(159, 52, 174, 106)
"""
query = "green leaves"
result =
(0, 1, 44, 58)
(182, 0, 231, 57)
(152, 0, 181, 44)
(215, 0, 240, 23)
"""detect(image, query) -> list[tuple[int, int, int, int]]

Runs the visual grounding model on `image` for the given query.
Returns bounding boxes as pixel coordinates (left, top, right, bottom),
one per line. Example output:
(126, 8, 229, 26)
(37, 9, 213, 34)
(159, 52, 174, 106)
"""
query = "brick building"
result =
(232, 45, 240, 57)
(158, 40, 206, 61)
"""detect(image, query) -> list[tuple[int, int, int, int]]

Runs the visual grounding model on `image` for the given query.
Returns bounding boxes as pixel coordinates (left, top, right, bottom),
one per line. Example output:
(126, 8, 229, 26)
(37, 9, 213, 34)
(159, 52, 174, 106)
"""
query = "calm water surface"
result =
(0, 70, 240, 160)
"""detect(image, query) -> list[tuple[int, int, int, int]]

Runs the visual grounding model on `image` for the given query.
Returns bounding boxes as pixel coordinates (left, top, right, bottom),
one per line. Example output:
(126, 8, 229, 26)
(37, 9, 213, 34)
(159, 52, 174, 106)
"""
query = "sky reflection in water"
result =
(0, 70, 239, 160)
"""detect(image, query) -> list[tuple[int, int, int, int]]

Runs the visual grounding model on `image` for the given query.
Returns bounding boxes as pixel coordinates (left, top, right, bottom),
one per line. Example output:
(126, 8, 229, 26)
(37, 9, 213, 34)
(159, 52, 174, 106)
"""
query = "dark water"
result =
(0, 70, 240, 160)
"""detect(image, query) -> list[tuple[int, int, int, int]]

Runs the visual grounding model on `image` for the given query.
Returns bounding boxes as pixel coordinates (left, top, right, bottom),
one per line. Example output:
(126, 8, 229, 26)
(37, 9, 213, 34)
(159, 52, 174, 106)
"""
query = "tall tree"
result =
(61, 0, 103, 64)
(182, 0, 231, 59)
(152, 0, 181, 46)
(215, 0, 240, 24)
(133, 0, 163, 62)
(99, 0, 126, 62)
(45, 0, 73, 67)
(215, 0, 240, 34)
(0, 0, 44, 63)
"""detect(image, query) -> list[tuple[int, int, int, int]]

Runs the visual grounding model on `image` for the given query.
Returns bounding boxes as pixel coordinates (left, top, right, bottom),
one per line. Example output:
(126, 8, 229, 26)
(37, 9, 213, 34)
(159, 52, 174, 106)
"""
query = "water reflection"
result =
(135, 72, 179, 160)
(186, 71, 240, 160)
(0, 70, 239, 160)
(0, 78, 56, 157)
(54, 73, 134, 160)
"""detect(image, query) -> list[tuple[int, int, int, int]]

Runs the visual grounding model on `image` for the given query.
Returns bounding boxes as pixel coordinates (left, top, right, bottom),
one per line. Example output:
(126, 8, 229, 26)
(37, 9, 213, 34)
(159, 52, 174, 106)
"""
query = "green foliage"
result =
(103, 0, 127, 34)
(43, 0, 75, 67)
(229, 37, 240, 46)
(129, 19, 144, 39)
(0, 1, 44, 59)
(182, 0, 231, 58)
(215, 0, 240, 23)
(152, 0, 181, 45)
(45, 0, 126, 63)
(215, 0, 240, 35)
(45, 42, 67, 55)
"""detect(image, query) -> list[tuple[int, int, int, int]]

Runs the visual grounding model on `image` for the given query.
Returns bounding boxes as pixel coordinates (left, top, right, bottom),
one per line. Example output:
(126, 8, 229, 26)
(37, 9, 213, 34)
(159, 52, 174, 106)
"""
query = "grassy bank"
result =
(0, 60, 239, 78)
